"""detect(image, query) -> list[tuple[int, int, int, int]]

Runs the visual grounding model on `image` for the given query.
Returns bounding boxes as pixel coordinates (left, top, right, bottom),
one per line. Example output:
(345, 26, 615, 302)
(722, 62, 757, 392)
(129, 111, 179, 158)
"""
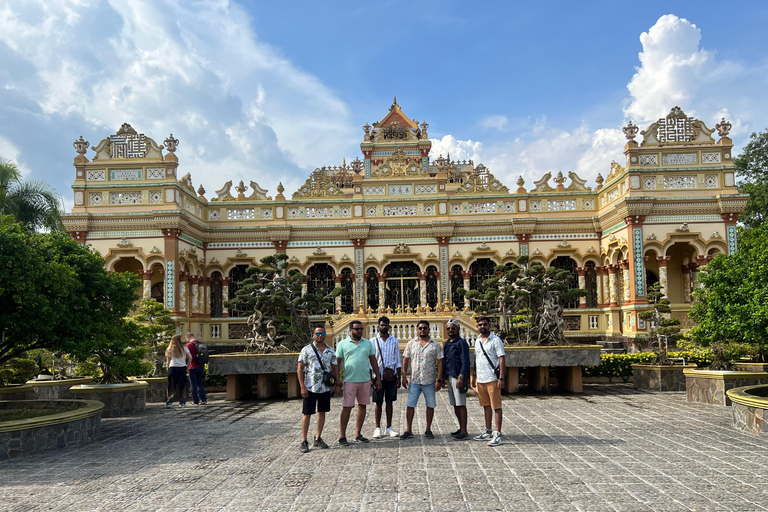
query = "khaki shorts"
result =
(476, 381, 502, 410)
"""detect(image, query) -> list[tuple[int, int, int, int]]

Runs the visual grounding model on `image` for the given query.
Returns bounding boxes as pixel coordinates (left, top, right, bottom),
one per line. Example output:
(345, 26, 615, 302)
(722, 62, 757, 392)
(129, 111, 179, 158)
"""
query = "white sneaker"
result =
(474, 429, 493, 441)
(487, 431, 503, 446)
(386, 427, 399, 437)
(373, 427, 382, 439)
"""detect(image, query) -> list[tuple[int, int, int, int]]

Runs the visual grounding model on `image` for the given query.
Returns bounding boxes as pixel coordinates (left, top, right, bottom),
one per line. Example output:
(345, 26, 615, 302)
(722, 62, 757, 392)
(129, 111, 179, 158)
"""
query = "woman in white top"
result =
(165, 334, 192, 408)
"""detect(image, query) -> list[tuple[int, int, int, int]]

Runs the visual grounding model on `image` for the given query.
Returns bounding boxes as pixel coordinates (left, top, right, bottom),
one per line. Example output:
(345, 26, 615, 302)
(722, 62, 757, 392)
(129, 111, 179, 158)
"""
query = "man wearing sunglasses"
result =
(336, 320, 382, 446)
(297, 326, 340, 453)
(400, 319, 443, 439)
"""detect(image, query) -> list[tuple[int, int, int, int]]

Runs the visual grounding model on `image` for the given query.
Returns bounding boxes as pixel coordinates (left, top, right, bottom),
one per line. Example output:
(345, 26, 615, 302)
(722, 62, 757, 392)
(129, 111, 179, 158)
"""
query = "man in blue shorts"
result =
(400, 320, 443, 439)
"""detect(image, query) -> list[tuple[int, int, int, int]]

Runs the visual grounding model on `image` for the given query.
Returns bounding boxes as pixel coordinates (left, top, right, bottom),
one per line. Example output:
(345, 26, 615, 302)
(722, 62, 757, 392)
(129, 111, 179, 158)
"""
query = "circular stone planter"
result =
(726, 385, 768, 436)
(0, 399, 104, 461)
(0, 384, 35, 401)
(684, 369, 768, 406)
(132, 377, 169, 403)
(25, 377, 95, 400)
(70, 382, 148, 418)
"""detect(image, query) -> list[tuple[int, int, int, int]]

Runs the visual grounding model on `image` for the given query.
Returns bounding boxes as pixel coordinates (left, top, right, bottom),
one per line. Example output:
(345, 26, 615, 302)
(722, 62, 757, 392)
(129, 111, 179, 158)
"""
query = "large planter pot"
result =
(726, 385, 768, 436)
(209, 353, 299, 400)
(0, 399, 104, 461)
(632, 364, 697, 392)
(0, 384, 35, 401)
(130, 377, 169, 403)
(70, 382, 148, 417)
(25, 377, 95, 400)
(684, 369, 768, 406)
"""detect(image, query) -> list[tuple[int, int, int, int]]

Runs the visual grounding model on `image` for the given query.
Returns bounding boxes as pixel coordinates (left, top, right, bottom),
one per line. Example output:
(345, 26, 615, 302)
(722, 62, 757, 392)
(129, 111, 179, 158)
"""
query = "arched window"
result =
(425, 265, 438, 310)
(228, 265, 250, 317)
(340, 268, 354, 314)
(451, 265, 464, 309)
(308, 263, 335, 314)
(585, 262, 598, 308)
(384, 262, 420, 311)
(646, 269, 659, 291)
(366, 267, 379, 311)
(469, 258, 496, 310)
(551, 256, 579, 309)
(210, 272, 222, 317)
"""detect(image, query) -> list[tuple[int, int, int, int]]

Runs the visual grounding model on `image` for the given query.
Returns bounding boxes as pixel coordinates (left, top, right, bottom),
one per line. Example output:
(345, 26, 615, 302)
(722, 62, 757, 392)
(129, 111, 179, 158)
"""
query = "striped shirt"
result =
(371, 333, 402, 373)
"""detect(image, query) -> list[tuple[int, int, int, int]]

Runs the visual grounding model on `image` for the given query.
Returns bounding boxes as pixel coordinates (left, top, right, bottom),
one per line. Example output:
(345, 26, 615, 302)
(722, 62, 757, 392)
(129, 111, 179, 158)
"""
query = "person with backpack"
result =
(186, 332, 208, 405)
(298, 326, 340, 453)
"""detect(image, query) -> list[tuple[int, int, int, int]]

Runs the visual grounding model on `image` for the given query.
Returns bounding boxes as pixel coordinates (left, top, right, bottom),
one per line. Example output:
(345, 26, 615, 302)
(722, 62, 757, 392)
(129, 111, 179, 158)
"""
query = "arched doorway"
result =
(210, 271, 223, 317)
(450, 265, 464, 309)
(384, 262, 420, 311)
(227, 265, 250, 317)
(585, 261, 598, 308)
(469, 258, 496, 310)
(340, 268, 354, 314)
(425, 265, 438, 310)
(366, 267, 379, 311)
(551, 256, 579, 309)
(307, 263, 335, 314)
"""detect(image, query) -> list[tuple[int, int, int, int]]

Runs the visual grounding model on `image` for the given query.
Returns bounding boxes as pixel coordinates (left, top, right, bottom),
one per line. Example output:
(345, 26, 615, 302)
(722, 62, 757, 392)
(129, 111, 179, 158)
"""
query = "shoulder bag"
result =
(310, 343, 336, 388)
(376, 337, 396, 382)
(478, 338, 501, 380)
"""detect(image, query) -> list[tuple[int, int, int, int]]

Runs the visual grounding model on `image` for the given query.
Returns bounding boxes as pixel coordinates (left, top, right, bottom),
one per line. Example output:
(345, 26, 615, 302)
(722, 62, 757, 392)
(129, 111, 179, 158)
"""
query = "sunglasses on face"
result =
(418, 326, 430, 330)
(350, 327, 363, 331)
(314, 332, 326, 336)
(477, 323, 489, 327)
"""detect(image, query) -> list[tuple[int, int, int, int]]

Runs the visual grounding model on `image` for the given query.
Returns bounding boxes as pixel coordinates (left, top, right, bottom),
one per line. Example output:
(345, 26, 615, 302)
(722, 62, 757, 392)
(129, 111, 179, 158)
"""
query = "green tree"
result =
(131, 299, 177, 376)
(0, 217, 142, 371)
(0, 158, 64, 232)
(689, 224, 768, 368)
(224, 254, 341, 352)
(734, 128, 768, 228)
(638, 282, 682, 365)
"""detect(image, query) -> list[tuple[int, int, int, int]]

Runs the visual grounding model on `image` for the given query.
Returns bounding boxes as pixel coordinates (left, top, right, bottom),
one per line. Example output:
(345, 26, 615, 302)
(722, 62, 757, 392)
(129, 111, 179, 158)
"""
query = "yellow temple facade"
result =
(63, 101, 747, 348)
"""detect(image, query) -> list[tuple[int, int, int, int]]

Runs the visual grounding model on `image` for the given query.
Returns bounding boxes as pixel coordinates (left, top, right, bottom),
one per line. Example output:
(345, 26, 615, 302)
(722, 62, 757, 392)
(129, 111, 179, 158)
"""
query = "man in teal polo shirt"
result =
(336, 320, 382, 446)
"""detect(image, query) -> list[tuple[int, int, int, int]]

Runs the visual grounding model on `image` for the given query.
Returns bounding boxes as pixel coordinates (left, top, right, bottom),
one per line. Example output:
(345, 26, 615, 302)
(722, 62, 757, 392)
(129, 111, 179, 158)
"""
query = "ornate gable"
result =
(91, 123, 165, 160)
(640, 106, 715, 146)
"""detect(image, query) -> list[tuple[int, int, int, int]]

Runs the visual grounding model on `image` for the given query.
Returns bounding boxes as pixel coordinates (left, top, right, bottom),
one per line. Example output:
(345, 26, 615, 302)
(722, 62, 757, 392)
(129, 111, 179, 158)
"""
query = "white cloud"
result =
(479, 115, 508, 131)
(429, 135, 483, 164)
(0, 0, 357, 207)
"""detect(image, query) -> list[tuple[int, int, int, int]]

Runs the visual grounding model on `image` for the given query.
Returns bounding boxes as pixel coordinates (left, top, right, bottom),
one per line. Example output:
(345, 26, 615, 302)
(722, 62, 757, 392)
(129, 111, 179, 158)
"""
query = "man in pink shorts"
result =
(336, 320, 382, 446)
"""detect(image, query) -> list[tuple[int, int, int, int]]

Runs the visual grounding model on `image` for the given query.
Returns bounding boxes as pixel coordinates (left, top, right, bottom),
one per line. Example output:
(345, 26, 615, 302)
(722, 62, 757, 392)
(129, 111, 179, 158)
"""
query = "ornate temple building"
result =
(63, 100, 747, 348)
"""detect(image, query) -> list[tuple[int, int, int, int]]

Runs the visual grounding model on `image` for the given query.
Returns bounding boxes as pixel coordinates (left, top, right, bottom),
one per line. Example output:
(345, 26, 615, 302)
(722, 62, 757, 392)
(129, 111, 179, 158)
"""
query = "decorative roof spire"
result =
(390, 95, 399, 111)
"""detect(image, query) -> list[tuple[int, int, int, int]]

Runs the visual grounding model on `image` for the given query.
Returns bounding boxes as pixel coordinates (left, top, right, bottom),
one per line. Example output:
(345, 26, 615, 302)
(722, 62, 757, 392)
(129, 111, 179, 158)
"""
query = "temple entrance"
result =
(384, 262, 420, 311)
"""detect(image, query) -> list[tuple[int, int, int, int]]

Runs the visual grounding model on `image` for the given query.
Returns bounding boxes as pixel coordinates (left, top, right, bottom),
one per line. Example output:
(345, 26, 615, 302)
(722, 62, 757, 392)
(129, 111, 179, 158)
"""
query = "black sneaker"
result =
(450, 429, 461, 436)
(338, 437, 350, 446)
(424, 430, 434, 439)
(399, 431, 414, 439)
(300, 440, 309, 453)
(453, 433, 468, 440)
(355, 435, 370, 443)
(314, 437, 329, 449)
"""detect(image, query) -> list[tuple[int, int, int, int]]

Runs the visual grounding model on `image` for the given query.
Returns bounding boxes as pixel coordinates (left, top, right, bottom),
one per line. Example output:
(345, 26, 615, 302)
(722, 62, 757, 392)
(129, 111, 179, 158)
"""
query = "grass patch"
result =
(0, 404, 81, 422)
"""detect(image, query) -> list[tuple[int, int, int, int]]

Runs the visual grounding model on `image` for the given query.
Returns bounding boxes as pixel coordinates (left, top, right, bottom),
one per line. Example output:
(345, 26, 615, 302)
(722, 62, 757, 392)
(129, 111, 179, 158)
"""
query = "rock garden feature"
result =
(726, 384, 768, 435)
(0, 399, 104, 460)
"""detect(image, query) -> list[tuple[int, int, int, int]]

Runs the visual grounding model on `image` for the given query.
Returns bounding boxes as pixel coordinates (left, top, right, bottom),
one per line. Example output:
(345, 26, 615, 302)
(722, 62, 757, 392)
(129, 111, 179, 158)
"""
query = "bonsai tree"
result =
(638, 282, 682, 365)
(465, 255, 585, 345)
(132, 299, 177, 376)
(689, 223, 768, 369)
(225, 254, 342, 353)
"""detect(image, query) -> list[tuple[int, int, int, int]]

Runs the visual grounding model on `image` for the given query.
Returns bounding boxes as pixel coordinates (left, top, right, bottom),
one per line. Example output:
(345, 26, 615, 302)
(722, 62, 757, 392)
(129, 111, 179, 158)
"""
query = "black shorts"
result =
(372, 376, 398, 404)
(302, 391, 331, 415)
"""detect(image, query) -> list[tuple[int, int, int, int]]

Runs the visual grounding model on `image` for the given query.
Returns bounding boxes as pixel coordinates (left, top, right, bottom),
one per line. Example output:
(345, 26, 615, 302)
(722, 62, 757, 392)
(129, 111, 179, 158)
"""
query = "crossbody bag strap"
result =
(478, 338, 498, 373)
(310, 343, 327, 372)
(375, 337, 385, 369)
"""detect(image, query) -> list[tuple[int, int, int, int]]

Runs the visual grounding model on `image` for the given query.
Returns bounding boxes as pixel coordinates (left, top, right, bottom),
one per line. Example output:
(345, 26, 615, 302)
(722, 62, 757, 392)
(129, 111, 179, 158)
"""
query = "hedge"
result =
(581, 350, 719, 382)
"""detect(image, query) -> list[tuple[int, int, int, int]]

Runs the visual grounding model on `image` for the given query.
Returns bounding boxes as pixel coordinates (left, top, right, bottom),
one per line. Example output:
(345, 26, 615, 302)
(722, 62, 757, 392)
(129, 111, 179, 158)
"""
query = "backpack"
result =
(193, 341, 209, 365)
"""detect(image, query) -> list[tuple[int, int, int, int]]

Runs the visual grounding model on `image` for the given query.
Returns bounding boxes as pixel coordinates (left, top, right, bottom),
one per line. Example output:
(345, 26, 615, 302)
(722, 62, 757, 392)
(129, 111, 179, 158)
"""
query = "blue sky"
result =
(1, 1, 767, 211)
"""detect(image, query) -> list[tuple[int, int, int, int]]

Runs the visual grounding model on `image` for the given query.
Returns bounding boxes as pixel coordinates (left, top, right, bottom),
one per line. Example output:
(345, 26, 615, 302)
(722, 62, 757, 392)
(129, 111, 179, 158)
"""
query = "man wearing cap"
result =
(443, 319, 471, 440)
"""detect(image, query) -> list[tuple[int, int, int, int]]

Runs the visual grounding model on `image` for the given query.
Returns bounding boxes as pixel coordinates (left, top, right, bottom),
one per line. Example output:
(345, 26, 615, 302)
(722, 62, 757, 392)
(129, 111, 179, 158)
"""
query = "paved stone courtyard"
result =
(1, 384, 767, 512)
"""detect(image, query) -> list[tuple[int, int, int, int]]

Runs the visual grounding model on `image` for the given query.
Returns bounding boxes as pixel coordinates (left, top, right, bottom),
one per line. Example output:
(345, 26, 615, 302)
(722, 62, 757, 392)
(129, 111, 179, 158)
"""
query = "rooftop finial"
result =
(390, 95, 399, 110)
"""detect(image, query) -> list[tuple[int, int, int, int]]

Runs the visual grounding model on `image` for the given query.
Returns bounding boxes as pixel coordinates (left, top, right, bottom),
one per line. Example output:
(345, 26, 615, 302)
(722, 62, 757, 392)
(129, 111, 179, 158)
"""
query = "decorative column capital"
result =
(418, 272, 427, 280)
(351, 238, 366, 249)
(273, 240, 288, 253)
(222, 277, 231, 285)
(461, 270, 472, 279)
(576, 267, 586, 277)
(140, 270, 153, 280)
(620, 259, 630, 270)
(179, 272, 189, 282)
(69, 231, 88, 244)
(377, 273, 387, 283)
(191, 275, 200, 285)
(517, 234, 531, 242)
(163, 228, 181, 239)
(721, 212, 739, 224)
(624, 215, 645, 226)
(436, 236, 451, 246)
(607, 264, 618, 274)
(656, 256, 670, 266)
(333, 274, 343, 284)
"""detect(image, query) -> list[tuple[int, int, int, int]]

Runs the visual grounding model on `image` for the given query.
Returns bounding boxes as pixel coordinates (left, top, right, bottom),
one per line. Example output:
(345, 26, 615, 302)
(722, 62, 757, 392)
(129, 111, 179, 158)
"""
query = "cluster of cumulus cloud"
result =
(0, 4, 761, 209)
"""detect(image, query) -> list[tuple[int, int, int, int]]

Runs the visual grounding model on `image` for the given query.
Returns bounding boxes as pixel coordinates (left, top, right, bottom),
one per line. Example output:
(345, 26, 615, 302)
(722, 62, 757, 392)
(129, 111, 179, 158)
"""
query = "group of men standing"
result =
(297, 316, 506, 453)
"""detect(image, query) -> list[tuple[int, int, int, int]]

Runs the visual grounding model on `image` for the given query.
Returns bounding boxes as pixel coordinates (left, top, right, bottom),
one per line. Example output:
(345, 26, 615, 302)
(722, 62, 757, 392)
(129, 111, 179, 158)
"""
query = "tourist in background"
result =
(165, 334, 191, 408)
(336, 320, 382, 446)
(443, 319, 470, 440)
(400, 320, 443, 439)
(186, 332, 207, 405)
(471, 316, 505, 446)
(297, 326, 340, 453)
(371, 316, 401, 439)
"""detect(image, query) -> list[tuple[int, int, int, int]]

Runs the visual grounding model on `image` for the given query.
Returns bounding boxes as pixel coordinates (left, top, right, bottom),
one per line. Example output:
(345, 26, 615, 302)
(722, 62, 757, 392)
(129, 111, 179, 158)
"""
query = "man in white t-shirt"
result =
(470, 316, 505, 446)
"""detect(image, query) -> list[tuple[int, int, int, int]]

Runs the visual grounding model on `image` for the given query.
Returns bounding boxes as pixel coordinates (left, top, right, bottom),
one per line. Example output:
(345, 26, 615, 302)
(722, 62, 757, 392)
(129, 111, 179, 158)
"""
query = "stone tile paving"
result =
(1, 384, 767, 512)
